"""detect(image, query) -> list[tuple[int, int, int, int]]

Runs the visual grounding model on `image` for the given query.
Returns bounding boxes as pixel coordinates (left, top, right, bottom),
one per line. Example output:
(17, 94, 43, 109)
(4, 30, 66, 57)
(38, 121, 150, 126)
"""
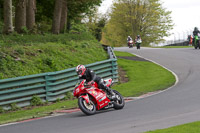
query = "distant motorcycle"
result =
(128, 40, 134, 48)
(193, 35, 200, 49)
(73, 79, 125, 115)
(135, 39, 142, 49)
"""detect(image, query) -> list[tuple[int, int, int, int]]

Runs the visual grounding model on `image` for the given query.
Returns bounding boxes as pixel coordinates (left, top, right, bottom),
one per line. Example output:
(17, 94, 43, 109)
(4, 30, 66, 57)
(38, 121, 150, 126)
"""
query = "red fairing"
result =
(87, 88, 110, 110)
(105, 79, 112, 87)
(73, 80, 85, 97)
(81, 95, 90, 103)
(73, 79, 112, 110)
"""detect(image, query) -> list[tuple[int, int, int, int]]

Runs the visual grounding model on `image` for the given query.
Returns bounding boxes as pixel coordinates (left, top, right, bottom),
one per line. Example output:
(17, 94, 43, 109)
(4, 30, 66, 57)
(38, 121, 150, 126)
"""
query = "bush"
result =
(30, 95, 43, 106)
(21, 26, 29, 34)
(10, 103, 20, 111)
(56, 98, 61, 103)
(64, 91, 74, 100)
(70, 22, 89, 34)
(0, 106, 5, 113)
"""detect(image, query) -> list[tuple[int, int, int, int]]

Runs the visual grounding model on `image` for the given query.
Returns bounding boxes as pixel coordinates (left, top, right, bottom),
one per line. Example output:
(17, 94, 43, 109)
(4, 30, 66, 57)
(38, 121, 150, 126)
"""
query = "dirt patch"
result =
(118, 66, 129, 83)
(117, 56, 150, 62)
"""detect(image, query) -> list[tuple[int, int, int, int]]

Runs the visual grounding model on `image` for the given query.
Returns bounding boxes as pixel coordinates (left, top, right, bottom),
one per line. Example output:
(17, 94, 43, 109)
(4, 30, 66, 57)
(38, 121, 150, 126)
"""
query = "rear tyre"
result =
(112, 90, 125, 110)
(78, 97, 96, 115)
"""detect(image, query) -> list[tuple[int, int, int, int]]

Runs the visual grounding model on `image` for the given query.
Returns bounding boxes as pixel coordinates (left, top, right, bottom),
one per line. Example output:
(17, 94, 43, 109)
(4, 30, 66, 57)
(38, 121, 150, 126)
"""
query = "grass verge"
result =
(0, 99, 78, 124)
(159, 46, 193, 48)
(113, 51, 176, 97)
(145, 121, 200, 133)
(0, 51, 176, 125)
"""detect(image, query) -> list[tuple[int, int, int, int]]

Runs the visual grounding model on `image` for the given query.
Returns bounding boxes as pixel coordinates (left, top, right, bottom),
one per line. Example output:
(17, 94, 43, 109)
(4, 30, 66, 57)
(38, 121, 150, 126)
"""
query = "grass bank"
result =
(145, 121, 200, 133)
(113, 51, 176, 97)
(0, 33, 107, 79)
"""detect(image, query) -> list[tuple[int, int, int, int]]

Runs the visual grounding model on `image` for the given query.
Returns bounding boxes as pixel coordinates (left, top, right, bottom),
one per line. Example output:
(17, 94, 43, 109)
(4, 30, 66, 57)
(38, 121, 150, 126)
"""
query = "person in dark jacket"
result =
(76, 65, 115, 99)
(193, 27, 200, 36)
(192, 27, 200, 46)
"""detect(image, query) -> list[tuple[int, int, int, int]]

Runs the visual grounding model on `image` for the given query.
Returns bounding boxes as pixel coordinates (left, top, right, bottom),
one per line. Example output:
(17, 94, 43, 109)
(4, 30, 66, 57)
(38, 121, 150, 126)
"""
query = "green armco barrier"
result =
(0, 47, 118, 109)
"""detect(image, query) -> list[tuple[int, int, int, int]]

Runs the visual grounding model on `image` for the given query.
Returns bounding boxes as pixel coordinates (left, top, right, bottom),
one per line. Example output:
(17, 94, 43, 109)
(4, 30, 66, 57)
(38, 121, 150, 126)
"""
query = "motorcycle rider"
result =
(135, 35, 142, 49)
(193, 27, 200, 46)
(193, 27, 200, 36)
(127, 36, 133, 46)
(76, 65, 116, 99)
(135, 35, 142, 41)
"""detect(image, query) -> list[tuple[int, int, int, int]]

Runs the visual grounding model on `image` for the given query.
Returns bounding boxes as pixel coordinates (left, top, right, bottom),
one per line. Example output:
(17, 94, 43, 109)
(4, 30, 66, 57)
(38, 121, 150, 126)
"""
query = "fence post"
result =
(111, 59, 115, 80)
(45, 74, 51, 102)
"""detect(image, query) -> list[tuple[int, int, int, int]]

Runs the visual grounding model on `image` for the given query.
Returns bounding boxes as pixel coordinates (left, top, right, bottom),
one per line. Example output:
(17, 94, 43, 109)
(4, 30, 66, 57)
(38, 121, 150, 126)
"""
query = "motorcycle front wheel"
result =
(78, 97, 96, 115)
(112, 90, 125, 110)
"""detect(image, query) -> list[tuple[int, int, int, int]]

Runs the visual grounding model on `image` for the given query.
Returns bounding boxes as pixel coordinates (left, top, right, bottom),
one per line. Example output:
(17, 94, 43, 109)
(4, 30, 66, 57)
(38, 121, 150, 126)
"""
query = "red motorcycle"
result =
(73, 79, 125, 115)
(128, 40, 134, 48)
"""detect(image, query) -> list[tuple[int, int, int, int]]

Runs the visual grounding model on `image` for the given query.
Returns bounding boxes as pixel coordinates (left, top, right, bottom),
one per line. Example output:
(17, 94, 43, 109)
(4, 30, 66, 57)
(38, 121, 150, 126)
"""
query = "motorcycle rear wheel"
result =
(78, 97, 96, 115)
(112, 90, 125, 110)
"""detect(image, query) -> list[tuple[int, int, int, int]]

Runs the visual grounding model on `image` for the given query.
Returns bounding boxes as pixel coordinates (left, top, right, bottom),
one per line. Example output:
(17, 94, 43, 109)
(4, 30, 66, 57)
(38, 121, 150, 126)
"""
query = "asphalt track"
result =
(1, 47, 200, 133)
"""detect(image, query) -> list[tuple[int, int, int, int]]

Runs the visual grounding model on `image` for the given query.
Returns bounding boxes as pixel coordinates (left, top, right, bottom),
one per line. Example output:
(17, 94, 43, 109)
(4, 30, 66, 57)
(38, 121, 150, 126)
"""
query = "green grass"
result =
(0, 99, 78, 124)
(0, 32, 95, 46)
(160, 46, 193, 48)
(0, 34, 107, 79)
(145, 121, 200, 133)
(113, 51, 176, 97)
(114, 51, 136, 56)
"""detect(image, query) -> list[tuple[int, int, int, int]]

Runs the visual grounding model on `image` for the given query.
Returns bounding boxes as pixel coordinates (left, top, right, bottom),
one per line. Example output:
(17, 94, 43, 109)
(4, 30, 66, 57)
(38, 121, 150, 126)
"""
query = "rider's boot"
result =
(105, 86, 116, 100)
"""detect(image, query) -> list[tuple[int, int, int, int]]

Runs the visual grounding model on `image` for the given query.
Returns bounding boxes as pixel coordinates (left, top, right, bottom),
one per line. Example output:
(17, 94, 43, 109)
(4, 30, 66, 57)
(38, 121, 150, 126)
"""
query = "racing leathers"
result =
(79, 68, 115, 98)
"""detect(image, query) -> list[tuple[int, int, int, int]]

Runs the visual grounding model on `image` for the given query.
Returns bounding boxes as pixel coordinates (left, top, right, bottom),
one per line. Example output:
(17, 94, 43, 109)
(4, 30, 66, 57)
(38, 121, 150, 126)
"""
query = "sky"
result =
(98, 0, 200, 41)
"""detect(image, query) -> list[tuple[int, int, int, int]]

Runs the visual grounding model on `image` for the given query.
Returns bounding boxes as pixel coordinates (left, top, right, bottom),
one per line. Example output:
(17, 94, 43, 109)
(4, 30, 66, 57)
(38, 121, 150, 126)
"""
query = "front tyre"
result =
(112, 90, 125, 110)
(78, 97, 96, 115)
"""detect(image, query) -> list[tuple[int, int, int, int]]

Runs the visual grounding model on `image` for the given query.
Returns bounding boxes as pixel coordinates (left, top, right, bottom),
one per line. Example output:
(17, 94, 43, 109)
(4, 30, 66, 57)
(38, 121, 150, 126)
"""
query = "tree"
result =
(103, 0, 174, 46)
(86, 11, 107, 41)
(3, 0, 13, 34)
(60, 0, 67, 33)
(52, 0, 62, 34)
(52, 0, 103, 34)
(26, 0, 36, 31)
(15, 0, 26, 33)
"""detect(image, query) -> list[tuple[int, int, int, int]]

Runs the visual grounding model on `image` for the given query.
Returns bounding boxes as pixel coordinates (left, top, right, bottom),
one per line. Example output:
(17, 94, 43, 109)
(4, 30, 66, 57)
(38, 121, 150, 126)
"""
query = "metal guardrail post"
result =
(45, 74, 51, 102)
(111, 59, 115, 80)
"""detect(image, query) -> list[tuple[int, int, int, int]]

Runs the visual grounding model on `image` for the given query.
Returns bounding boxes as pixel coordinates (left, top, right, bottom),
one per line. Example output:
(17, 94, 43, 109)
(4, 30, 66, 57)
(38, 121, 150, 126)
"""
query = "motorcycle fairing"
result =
(104, 79, 112, 87)
(88, 88, 110, 110)
(80, 94, 90, 104)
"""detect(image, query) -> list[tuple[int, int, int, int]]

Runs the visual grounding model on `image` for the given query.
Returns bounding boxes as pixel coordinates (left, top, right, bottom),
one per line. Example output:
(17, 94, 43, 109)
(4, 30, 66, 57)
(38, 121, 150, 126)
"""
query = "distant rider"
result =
(135, 35, 142, 49)
(135, 35, 142, 42)
(193, 27, 200, 45)
(127, 36, 133, 46)
(76, 65, 116, 99)
(193, 27, 200, 36)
